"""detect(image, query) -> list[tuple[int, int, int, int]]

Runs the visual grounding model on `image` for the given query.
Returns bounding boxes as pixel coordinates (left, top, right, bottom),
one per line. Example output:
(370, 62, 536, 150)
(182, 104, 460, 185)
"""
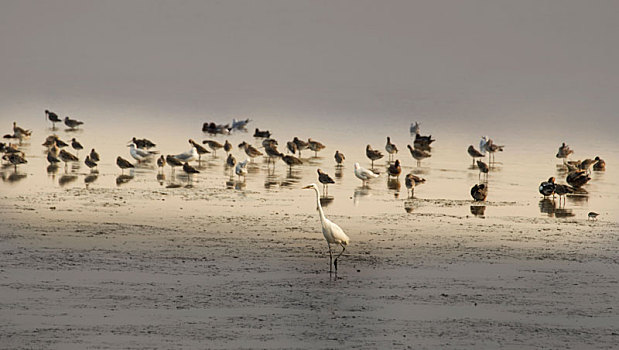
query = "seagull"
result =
(593, 156, 605, 171)
(157, 155, 166, 172)
(64, 116, 83, 129)
(202, 139, 223, 156)
(387, 159, 402, 178)
(223, 140, 232, 155)
(45, 110, 62, 129)
(165, 155, 183, 172)
(334, 150, 345, 165)
(588, 212, 599, 221)
(253, 128, 271, 138)
(407, 145, 431, 167)
(556, 142, 573, 160)
(116, 156, 134, 174)
(84, 155, 98, 171)
(174, 147, 199, 163)
(128, 143, 157, 162)
(235, 158, 249, 181)
(131, 137, 156, 149)
(467, 145, 484, 165)
(308, 138, 325, 157)
(2, 153, 27, 171)
(479, 136, 489, 156)
(183, 162, 200, 182)
(405, 173, 425, 198)
(566, 170, 590, 188)
(280, 154, 303, 172)
(539, 177, 556, 198)
(89, 148, 100, 162)
(385, 137, 398, 162)
(317, 169, 335, 196)
(230, 118, 250, 131)
(354, 162, 378, 185)
(293, 137, 309, 157)
(476, 160, 489, 181)
(189, 139, 210, 161)
(470, 183, 488, 201)
(365, 145, 383, 169)
(302, 183, 350, 274)
(410, 122, 420, 136)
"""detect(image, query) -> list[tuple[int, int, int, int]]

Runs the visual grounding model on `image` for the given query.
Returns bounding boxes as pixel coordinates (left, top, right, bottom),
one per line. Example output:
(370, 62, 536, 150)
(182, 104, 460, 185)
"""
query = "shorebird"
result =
(387, 159, 401, 178)
(588, 212, 599, 221)
(202, 122, 230, 135)
(239, 141, 263, 160)
(128, 143, 157, 163)
(202, 139, 223, 156)
(71, 138, 83, 153)
(226, 153, 236, 168)
(89, 148, 100, 162)
(45, 110, 62, 129)
(223, 140, 232, 155)
(470, 183, 488, 201)
(354, 162, 378, 185)
(262, 138, 278, 148)
(467, 145, 484, 165)
(183, 162, 200, 182)
(554, 183, 573, 206)
(407, 145, 431, 167)
(317, 169, 335, 195)
(366, 145, 383, 169)
(12, 122, 32, 139)
(64, 116, 83, 129)
(293, 137, 308, 157)
(578, 158, 595, 174)
(58, 149, 78, 165)
(131, 137, 156, 149)
(566, 170, 590, 188)
(413, 133, 435, 150)
(539, 177, 556, 198)
(302, 183, 350, 274)
(308, 138, 325, 157)
(116, 156, 134, 174)
(188, 139, 210, 161)
(2, 153, 27, 171)
(84, 155, 98, 171)
(43, 136, 68, 148)
(334, 150, 345, 165)
(556, 142, 573, 160)
(281, 154, 303, 172)
(286, 141, 297, 155)
(264, 144, 283, 164)
(235, 158, 249, 181)
(593, 156, 605, 171)
(483, 138, 504, 163)
(47, 150, 61, 165)
(253, 128, 271, 138)
(405, 173, 425, 198)
(165, 155, 183, 173)
(385, 137, 398, 162)
(157, 155, 166, 172)
(2, 143, 21, 154)
(174, 147, 199, 163)
(476, 160, 489, 181)
(479, 136, 489, 156)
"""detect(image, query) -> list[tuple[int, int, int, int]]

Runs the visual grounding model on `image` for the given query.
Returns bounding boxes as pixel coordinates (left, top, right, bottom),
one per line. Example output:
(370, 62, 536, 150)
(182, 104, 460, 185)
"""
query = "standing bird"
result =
(593, 156, 605, 171)
(189, 139, 210, 161)
(157, 155, 166, 172)
(387, 159, 402, 178)
(202, 139, 223, 156)
(365, 145, 384, 169)
(467, 145, 484, 165)
(413, 133, 435, 150)
(174, 147, 199, 163)
(116, 156, 134, 174)
(12, 122, 32, 139)
(405, 173, 425, 198)
(554, 183, 573, 206)
(588, 212, 599, 221)
(235, 158, 249, 181)
(89, 148, 100, 162)
(253, 128, 271, 138)
(484, 138, 504, 163)
(385, 137, 398, 162)
(71, 138, 83, 154)
(470, 183, 488, 201)
(280, 154, 303, 172)
(293, 137, 309, 157)
(58, 149, 79, 166)
(476, 160, 489, 181)
(556, 142, 573, 161)
(286, 141, 298, 155)
(46, 110, 62, 129)
(128, 144, 157, 163)
(308, 138, 325, 157)
(166, 155, 183, 173)
(84, 155, 98, 171)
(354, 162, 379, 186)
(239, 141, 263, 161)
(64, 116, 83, 129)
(317, 169, 335, 196)
(264, 144, 283, 165)
(223, 140, 232, 155)
(47, 150, 61, 165)
(566, 170, 590, 188)
(334, 150, 345, 165)
(182, 162, 200, 182)
(131, 137, 156, 149)
(302, 183, 350, 274)
(539, 177, 556, 198)
(226, 153, 236, 168)
(407, 145, 431, 167)
(2, 153, 27, 171)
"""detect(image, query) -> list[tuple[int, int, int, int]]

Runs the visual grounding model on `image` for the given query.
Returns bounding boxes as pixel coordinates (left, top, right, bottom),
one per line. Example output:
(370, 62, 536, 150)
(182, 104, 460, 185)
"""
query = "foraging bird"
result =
(182, 162, 200, 181)
(165, 155, 183, 172)
(407, 145, 431, 166)
(223, 140, 232, 155)
(467, 145, 484, 165)
(354, 162, 379, 185)
(405, 173, 425, 198)
(2, 153, 27, 171)
(302, 183, 350, 274)
(253, 128, 271, 138)
(385, 137, 398, 162)
(286, 141, 298, 155)
(387, 159, 402, 178)
(317, 169, 335, 195)
(308, 138, 325, 157)
(131, 137, 156, 149)
(202, 139, 223, 156)
(554, 183, 573, 205)
(64, 116, 83, 129)
(157, 155, 166, 171)
(556, 142, 573, 160)
(281, 154, 303, 172)
(226, 153, 236, 168)
(334, 150, 345, 165)
(293, 137, 309, 157)
(476, 160, 489, 181)
(588, 212, 599, 221)
(174, 147, 199, 163)
(45, 110, 62, 128)
(189, 139, 210, 161)
(58, 149, 78, 165)
(365, 145, 384, 169)
(593, 156, 605, 171)
(84, 155, 98, 170)
(116, 156, 134, 174)
(470, 183, 488, 201)
(539, 177, 556, 198)
(71, 138, 83, 153)
(235, 158, 249, 181)
(89, 148, 100, 162)
(566, 170, 590, 188)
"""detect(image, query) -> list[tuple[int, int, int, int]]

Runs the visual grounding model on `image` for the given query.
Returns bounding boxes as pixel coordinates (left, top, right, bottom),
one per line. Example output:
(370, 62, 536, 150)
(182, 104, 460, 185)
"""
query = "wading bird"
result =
(317, 169, 335, 195)
(354, 162, 378, 186)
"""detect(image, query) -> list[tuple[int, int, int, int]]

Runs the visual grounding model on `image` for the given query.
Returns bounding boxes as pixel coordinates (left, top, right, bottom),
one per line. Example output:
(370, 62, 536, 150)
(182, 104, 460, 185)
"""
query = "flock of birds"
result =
(0, 111, 608, 273)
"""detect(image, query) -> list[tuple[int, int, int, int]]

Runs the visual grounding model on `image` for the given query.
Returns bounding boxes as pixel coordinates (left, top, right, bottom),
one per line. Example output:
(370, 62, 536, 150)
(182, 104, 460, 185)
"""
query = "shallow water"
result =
(1, 113, 617, 224)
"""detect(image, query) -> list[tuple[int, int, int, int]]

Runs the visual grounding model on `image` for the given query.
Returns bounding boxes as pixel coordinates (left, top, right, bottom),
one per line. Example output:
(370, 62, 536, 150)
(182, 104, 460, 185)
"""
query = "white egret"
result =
(353, 162, 378, 185)
(302, 183, 350, 273)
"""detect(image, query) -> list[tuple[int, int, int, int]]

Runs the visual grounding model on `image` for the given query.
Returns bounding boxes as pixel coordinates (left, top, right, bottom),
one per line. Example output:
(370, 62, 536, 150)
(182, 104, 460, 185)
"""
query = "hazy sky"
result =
(1, 0, 618, 139)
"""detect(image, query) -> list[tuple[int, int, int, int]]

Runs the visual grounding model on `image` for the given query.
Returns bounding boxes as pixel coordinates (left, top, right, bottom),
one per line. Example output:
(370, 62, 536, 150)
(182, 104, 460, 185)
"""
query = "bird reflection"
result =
(404, 199, 414, 213)
(7, 172, 27, 183)
(156, 173, 165, 185)
(84, 174, 98, 187)
(353, 186, 370, 206)
(59, 174, 78, 187)
(539, 198, 556, 216)
(47, 164, 59, 175)
(234, 181, 246, 190)
(335, 165, 343, 179)
(116, 174, 133, 186)
(319, 196, 334, 208)
(225, 179, 235, 189)
(470, 205, 486, 217)
(264, 174, 279, 189)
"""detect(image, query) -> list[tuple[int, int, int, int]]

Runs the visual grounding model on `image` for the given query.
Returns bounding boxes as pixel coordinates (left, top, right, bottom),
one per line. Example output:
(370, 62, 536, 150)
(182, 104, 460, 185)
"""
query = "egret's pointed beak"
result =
(302, 185, 312, 189)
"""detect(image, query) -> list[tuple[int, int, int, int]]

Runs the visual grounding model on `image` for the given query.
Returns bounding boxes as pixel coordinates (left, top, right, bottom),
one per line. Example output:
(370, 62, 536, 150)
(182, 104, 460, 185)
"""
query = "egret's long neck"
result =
(313, 187, 326, 223)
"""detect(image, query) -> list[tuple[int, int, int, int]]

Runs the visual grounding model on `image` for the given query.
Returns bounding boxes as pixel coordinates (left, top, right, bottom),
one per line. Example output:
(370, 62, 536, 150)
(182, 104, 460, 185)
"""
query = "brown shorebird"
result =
(166, 155, 183, 173)
(308, 138, 325, 157)
(556, 142, 573, 160)
(226, 153, 236, 168)
(593, 156, 605, 171)
(413, 133, 435, 150)
(387, 159, 401, 178)
(71, 138, 83, 153)
(566, 170, 590, 188)
(287, 141, 298, 155)
(539, 177, 556, 198)
(407, 145, 431, 167)
(223, 140, 232, 155)
(45, 110, 62, 129)
(239, 141, 263, 160)
(116, 156, 134, 174)
(385, 137, 398, 162)
(281, 154, 303, 172)
(183, 162, 200, 182)
(12, 122, 32, 139)
(405, 173, 425, 198)
(476, 160, 489, 181)
(578, 158, 595, 174)
(264, 144, 283, 165)
(334, 150, 345, 165)
(157, 155, 166, 172)
(59, 149, 78, 166)
(317, 169, 335, 195)
(366, 145, 383, 169)
(89, 148, 100, 162)
(47, 151, 61, 165)
(554, 183, 573, 206)
(84, 155, 98, 171)
(2, 153, 27, 171)
(131, 137, 156, 149)
(467, 145, 484, 165)
(64, 116, 83, 129)
(470, 183, 488, 201)
(188, 139, 210, 161)
(293, 137, 308, 157)
(202, 139, 223, 156)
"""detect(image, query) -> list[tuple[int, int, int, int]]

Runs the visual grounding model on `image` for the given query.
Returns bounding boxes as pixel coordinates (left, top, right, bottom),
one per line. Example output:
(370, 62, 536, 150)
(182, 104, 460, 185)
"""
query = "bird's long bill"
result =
(302, 185, 313, 189)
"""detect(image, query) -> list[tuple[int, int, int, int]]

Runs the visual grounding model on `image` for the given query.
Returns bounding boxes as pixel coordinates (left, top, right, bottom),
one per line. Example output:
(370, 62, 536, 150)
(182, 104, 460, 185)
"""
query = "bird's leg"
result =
(334, 244, 346, 273)
(328, 243, 333, 274)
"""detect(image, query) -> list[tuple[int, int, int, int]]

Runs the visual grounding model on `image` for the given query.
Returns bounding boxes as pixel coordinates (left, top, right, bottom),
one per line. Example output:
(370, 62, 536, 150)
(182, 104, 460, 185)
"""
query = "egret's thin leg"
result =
(328, 243, 333, 273)
(333, 244, 346, 272)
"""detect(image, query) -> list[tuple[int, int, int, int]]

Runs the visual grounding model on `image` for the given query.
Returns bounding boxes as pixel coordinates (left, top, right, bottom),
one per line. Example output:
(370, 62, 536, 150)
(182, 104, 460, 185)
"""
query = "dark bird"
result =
(45, 110, 61, 129)
(308, 138, 325, 157)
(2, 153, 27, 171)
(64, 116, 83, 129)
(414, 133, 435, 150)
(407, 145, 431, 167)
(556, 142, 573, 160)
(281, 154, 303, 172)
(293, 137, 309, 157)
(578, 158, 595, 174)
(202, 139, 223, 156)
(226, 153, 237, 168)
(334, 150, 345, 165)
(476, 160, 489, 181)
(165, 155, 183, 172)
(157, 155, 166, 172)
(317, 169, 335, 195)
(554, 183, 573, 205)
(566, 170, 590, 188)
(89, 148, 100, 162)
(253, 128, 271, 138)
(593, 156, 605, 171)
(58, 149, 79, 165)
(84, 155, 98, 170)
(189, 139, 210, 161)
(43, 136, 68, 148)
(116, 156, 134, 174)
(539, 177, 556, 198)
(588, 212, 599, 221)
(405, 173, 425, 198)
(385, 137, 398, 162)
(262, 138, 278, 148)
(366, 145, 384, 169)
(387, 159, 402, 178)
(131, 137, 156, 149)
(470, 183, 488, 201)
(71, 138, 83, 153)
(183, 162, 200, 181)
(223, 140, 232, 155)
(286, 141, 298, 155)
(467, 145, 484, 165)
(264, 144, 283, 164)
(47, 151, 61, 165)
